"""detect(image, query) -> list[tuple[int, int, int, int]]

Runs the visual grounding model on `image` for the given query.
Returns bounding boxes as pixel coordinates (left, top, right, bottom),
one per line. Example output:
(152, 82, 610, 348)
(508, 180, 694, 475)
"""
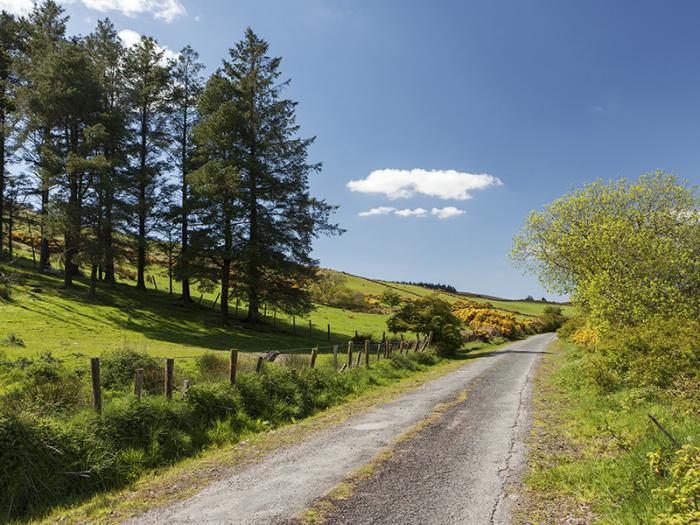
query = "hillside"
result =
(0, 245, 569, 364)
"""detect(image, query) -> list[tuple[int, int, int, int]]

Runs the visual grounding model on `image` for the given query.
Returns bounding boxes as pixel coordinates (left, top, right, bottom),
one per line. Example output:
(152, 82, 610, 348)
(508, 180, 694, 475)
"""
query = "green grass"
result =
(0, 242, 567, 363)
(520, 341, 700, 524)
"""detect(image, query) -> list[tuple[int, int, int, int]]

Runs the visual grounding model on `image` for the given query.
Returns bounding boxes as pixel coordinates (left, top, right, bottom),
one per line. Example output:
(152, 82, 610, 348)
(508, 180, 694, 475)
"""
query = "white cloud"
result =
(348, 168, 502, 200)
(118, 28, 178, 61)
(431, 206, 465, 219)
(80, 0, 185, 22)
(0, 0, 33, 15)
(395, 208, 428, 217)
(358, 206, 396, 217)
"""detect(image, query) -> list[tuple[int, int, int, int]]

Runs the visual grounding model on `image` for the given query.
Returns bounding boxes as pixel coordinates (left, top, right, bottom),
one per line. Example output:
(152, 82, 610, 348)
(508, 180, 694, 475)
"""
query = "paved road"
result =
(126, 333, 554, 525)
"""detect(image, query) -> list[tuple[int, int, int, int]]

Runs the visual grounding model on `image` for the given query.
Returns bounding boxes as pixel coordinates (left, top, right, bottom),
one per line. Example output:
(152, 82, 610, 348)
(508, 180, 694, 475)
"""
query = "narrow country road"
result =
(126, 333, 555, 525)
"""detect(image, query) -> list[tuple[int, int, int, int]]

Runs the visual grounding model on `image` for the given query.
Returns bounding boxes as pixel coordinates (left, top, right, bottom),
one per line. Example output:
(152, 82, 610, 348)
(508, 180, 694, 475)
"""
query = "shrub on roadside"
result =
(649, 444, 700, 525)
(100, 349, 162, 392)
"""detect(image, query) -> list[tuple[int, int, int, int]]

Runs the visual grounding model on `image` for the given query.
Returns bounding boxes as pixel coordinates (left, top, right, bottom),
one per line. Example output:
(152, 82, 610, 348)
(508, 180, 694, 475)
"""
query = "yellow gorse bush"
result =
(452, 307, 541, 339)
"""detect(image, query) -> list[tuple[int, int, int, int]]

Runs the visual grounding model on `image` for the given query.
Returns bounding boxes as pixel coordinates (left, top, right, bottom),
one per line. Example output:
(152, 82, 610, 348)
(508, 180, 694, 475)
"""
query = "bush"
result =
(538, 305, 566, 332)
(590, 318, 699, 391)
(0, 333, 25, 347)
(100, 349, 161, 392)
(387, 295, 463, 355)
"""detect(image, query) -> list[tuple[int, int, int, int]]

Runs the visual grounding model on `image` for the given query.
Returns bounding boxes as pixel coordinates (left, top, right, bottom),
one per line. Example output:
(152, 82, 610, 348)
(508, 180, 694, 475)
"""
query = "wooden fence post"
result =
(310, 347, 318, 368)
(212, 293, 220, 309)
(347, 341, 353, 369)
(152, 275, 158, 290)
(376, 342, 382, 361)
(90, 357, 101, 414)
(134, 367, 144, 401)
(229, 349, 238, 385)
(327, 323, 331, 341)
(198, 294, 203, 305)
(165, 358, 174, 400)
(364, 339, 370, 366)
(256, 355, 264, 373)
(332, 345, 339, 370)
(355, 348, 363, 367)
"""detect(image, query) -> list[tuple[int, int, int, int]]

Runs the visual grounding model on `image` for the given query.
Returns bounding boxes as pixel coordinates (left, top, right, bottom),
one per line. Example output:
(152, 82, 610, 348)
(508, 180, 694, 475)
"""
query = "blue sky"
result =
(5, 0, 700, 300)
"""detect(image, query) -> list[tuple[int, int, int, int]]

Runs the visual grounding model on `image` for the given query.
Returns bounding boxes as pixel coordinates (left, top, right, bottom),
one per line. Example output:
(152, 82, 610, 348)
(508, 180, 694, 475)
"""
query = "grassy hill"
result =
(0, 238, 571, 363)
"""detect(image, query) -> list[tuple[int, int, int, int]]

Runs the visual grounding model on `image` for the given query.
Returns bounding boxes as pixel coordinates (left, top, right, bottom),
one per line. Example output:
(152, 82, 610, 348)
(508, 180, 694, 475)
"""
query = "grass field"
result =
(0, 239, 570, 364)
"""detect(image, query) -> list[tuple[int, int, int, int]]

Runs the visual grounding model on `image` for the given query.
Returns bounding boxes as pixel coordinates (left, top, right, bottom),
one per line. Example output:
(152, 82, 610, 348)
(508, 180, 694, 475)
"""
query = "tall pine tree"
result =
(169, 45, 203, 301)
(123, 36, 171, 291)
(195, 29, 340, 322)
(0, 11, 24, 257)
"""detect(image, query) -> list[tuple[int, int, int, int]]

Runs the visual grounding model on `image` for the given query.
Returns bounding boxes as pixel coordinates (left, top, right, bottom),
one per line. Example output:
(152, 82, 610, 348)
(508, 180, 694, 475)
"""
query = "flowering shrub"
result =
(453, 307, 528, 340)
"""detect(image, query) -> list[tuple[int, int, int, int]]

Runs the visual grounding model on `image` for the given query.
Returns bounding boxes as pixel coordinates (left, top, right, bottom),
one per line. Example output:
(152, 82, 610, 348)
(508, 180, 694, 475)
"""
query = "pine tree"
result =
(169, 45, 203, 301)
(33, 39, 105, 287)
(189, 73, 241, 325)
(21, 0, 67, 271)
(123, 36, 171, 291)
(195, 29, 340, 322)
(86, 19, 129, 286)
(0, 11, 24, 257)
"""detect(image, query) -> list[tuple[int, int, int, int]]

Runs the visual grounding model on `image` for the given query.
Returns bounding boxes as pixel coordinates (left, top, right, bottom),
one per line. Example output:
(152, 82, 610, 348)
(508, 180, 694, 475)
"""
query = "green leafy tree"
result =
(169, 45, 204, 302)
(386, 295, 463, 355)
(123, 35, 171, 291)
(195, 29, 341, 321)
(380, 289, 402, 308)
(512, 172, 700, 327)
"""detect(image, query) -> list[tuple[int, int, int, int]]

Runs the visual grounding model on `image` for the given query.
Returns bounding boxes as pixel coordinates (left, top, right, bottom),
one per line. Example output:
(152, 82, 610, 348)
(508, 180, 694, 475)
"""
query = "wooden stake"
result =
(327, 323, 331, 341)
(309, 320, 312, 338)
(332, 344, 339, 370)
(165, 358, 174, 400)
(212, 292, 220, 309)
(256, 355, 264, 373)
(310, 347, 318, 368)
(347, 341, 353, 369)
(90, 357, 101, 414)
(134, 367, 144, 401)
(229, 349, 238, 385)
(364, 339, 370, 366)
(198, 294, 203, 305)
(152, 275, 157, 290)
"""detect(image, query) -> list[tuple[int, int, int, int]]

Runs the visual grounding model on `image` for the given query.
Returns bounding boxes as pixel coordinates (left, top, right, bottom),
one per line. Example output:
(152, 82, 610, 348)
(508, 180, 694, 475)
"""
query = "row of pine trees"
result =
(0, 1, 340, 324)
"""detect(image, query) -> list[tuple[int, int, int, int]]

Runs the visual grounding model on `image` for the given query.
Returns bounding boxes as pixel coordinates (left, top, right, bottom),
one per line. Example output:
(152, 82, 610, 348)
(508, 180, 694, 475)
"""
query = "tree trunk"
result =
(103, 185, 115, 286)
(0, 111, 4, 257)
(168, 246, 173, 297)
(6, 192, 12, 259)
(39, 180, 50, 271)
(63, 184, 80, 288)
(136, 108, 148, 291)
(221, 217, 232, 325)
(180, 103, 191, 302)
(89, 264, 97, 298)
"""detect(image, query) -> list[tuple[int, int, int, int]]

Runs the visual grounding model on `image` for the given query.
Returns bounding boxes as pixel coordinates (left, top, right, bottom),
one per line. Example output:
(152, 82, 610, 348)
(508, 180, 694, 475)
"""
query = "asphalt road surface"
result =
(126, 333, 555, 525)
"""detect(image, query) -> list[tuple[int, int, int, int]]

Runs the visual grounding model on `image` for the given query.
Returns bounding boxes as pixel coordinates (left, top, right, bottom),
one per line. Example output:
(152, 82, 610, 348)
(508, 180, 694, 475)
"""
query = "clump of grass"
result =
(0, 333, 25, 347)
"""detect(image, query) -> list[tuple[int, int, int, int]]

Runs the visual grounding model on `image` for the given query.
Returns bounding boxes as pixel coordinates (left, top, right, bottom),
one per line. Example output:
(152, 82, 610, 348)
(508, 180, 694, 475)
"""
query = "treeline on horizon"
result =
(0, 1, 340, 324)
(392, 281, 458, 294)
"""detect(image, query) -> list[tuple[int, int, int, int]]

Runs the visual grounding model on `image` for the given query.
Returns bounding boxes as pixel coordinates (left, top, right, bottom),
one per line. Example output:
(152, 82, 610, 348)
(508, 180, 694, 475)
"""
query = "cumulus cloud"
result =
(358, 206, 464, 219)
(80, 0, 185, 22)
(0, 0, 33, 15)
(118, 29, 178, 61)
(348, 168, 502, 200)
(431, 206, 465, 219)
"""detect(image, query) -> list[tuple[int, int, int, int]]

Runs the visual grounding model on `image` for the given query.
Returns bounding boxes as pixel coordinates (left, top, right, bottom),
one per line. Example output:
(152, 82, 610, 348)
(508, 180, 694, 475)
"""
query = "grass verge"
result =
(515, 341, 700, 525)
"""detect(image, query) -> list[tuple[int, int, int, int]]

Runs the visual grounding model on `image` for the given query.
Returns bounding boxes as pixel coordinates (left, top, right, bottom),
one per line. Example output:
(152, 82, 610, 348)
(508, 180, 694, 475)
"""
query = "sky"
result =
(3, 0, 700, 300)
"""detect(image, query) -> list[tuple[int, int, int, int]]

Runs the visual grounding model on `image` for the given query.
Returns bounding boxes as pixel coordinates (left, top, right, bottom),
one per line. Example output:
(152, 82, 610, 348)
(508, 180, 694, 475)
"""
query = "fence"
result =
(0, 332, 433, 414)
